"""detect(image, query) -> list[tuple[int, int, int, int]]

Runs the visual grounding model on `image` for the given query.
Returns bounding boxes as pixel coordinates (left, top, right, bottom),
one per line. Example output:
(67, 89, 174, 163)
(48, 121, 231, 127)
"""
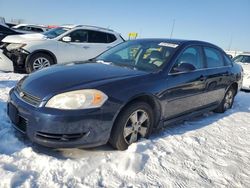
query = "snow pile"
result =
(0, 72, 250, 187)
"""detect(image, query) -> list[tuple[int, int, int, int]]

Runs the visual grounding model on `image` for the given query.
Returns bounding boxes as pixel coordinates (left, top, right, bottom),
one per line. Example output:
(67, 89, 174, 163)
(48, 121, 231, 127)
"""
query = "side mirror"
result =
(62, 36, 71, 42)
(173, 62, 196, 73)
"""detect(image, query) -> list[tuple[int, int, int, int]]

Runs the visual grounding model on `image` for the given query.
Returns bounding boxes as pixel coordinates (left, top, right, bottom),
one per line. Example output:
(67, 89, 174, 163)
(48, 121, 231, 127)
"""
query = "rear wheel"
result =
(109, 102, 154, 150)
(214, 87, 236, 113)
(26, 53, 54, 73)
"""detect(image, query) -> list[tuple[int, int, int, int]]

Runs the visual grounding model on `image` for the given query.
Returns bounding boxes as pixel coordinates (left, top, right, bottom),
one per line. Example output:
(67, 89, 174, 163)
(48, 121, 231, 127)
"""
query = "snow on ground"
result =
(0, 72, 250, 188)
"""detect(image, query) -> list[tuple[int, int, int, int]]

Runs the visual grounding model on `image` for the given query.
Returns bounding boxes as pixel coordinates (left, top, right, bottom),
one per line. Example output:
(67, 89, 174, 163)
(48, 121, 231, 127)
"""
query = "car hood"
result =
(2, 33, 46, 43)
(19, 62, 148, 100)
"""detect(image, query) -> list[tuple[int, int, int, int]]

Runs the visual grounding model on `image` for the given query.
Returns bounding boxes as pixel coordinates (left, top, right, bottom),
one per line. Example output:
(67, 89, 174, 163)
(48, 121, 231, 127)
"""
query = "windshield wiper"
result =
(96, 60, 113, 65)
(96, 60, 138, 70)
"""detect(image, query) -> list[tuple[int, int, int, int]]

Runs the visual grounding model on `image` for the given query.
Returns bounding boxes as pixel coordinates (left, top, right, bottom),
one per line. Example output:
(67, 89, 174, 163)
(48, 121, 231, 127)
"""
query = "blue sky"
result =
(0, 0, 249, 51)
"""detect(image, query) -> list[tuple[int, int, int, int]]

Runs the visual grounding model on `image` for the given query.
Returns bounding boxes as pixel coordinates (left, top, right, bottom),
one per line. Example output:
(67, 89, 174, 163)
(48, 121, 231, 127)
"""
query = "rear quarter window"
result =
(107, 33, 117, 43)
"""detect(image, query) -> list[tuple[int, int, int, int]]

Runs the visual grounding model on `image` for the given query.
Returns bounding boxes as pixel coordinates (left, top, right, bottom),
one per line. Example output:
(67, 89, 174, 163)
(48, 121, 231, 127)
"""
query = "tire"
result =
(26, 53, 54, 73)
(214, 87, 236, 113)
(109, 102, 154, 150)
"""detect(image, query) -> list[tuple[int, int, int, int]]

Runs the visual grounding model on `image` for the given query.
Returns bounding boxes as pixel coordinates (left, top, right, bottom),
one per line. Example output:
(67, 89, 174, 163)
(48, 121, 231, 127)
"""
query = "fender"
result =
(112, 93, 163, 129)
(25, 49, 57, 65)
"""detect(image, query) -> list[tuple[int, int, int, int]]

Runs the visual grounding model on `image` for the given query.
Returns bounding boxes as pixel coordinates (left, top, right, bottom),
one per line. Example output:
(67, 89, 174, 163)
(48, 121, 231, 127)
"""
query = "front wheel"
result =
(26, 53, 54, 73)
(214, 87, 236, 113)
(109, 102, 154, 150)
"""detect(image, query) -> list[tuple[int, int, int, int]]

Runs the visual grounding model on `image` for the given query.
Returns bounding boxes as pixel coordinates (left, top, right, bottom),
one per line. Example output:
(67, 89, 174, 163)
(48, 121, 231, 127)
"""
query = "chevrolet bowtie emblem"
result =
(20, 92, 25, 98)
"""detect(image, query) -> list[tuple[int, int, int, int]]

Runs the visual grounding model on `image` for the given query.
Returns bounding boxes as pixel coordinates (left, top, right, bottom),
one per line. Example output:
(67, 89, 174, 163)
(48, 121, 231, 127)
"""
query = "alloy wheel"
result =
(123, 109, 150, 144)
(224, 90, 234, 110)
(33, 57, 51, 70)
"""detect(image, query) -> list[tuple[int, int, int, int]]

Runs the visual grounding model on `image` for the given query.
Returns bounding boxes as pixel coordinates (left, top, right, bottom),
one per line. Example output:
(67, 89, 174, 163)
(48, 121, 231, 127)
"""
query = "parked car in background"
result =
(233, 54, 250, 90)
(0, 25, 124, 73)
(12, 24, 49, 33)
(0, 24, 22, 45)
(7, 39, 242, 150)
(6, 23, 17, 28)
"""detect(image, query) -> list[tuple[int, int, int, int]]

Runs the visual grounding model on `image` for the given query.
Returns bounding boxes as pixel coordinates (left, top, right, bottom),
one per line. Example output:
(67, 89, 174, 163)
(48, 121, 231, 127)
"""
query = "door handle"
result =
(82, 46, 90, 49)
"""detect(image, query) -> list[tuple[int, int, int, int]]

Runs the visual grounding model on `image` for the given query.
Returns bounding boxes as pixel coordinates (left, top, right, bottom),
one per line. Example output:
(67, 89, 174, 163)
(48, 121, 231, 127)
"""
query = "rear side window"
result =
(88, 31, 108, 43)
(204, 47, 224, 68)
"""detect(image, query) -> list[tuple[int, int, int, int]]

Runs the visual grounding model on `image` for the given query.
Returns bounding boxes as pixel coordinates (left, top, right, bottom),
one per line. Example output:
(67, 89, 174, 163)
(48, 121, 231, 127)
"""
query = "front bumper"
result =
(7, 88, 117, 148)
(0, 47, 29, 73)
(0, 49, 14, 72)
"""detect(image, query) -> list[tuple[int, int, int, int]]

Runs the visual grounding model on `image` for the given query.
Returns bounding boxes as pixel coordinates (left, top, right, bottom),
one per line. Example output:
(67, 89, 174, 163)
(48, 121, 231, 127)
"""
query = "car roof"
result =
(60, 24, 117, 34)
(132, 38, 222, 49)
(239, 53, 250, 56)
(13, 24, 47, 28)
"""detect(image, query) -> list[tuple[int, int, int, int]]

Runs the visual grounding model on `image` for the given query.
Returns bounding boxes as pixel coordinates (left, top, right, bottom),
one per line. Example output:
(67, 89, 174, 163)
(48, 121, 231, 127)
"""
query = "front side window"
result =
(67, 29, 88, 43)
(204, 47, 224, 68)
(96, 40, 177, 72)
(232, 55, 243, 63)
(171, 46, 204, 73)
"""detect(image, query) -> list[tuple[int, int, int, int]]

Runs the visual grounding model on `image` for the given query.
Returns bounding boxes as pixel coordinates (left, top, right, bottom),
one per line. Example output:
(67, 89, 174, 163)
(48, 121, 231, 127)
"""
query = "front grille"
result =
(36, 132, 86, 142)
(16, 86, 42, 107)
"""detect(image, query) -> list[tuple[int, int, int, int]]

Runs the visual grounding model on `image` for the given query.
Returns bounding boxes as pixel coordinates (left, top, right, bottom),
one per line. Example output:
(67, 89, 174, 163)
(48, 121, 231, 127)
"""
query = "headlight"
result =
(6, 43, 26, 51)
(45, 89, 108, 110)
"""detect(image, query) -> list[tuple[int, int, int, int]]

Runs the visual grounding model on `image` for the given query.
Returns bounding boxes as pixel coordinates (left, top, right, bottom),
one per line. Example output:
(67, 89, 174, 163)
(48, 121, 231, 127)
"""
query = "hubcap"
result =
(123, 109, 150, 144)
(224, 90, 233, 110)
(33, 57, 51, 70)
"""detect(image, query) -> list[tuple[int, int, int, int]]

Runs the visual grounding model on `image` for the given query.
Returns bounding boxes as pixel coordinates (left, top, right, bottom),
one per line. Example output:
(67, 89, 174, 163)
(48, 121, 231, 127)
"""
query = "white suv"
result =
(233, 53, 250, 90)
(0, 25, 124, 73)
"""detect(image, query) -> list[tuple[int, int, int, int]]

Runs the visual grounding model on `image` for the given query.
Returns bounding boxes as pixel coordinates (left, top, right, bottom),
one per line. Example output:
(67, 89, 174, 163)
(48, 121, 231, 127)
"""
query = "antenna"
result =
(228, 34, 233, 51)
(170, 19, 175, 39)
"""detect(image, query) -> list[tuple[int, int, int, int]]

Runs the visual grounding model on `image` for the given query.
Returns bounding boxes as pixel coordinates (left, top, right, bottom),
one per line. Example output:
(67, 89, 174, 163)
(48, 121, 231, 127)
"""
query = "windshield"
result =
(43, 27, 70, 39)
(96, 40, 178, 72)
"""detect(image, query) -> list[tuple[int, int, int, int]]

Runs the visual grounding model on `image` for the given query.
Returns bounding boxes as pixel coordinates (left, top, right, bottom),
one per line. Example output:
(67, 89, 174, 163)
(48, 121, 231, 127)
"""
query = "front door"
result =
(161, 46, 207, 120)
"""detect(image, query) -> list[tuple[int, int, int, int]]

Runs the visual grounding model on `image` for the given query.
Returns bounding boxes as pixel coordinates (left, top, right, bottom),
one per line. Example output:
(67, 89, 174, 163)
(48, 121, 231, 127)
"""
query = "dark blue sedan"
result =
(7, 39, 243, 150)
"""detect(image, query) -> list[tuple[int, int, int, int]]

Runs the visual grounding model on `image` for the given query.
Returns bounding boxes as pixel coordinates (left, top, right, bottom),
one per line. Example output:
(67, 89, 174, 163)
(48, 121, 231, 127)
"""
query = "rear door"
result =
(162, 45, 208, 119)
(85, 30, 120, 57)
(202, 46, 232, 105)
